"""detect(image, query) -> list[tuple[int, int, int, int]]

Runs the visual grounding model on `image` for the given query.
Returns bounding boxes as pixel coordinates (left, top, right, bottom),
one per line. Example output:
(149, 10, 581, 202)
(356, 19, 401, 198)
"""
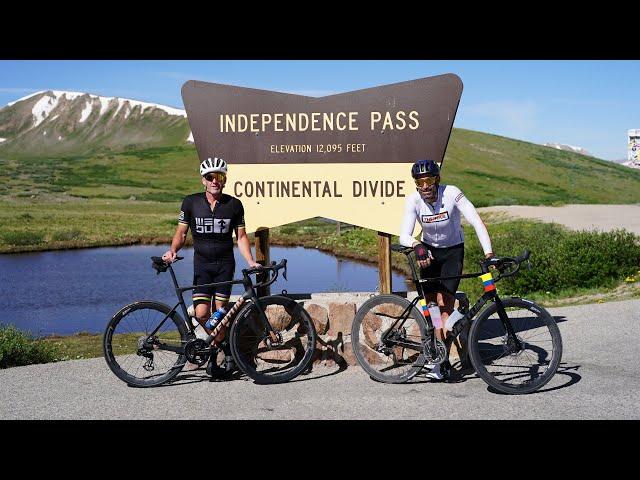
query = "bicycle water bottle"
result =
(445, 308, 465, 332)
(427, 302, 443, 329)
(205, 306, 227, 331)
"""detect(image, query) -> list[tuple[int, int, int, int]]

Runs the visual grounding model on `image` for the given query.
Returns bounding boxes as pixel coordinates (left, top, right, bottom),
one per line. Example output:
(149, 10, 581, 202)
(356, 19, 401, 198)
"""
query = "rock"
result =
(265, 305, 289, 330)
(327, 302, 356, 337)
(305, 303, 329, 335)
(361, 311, 382, 348)
(257, 349, 292, 363)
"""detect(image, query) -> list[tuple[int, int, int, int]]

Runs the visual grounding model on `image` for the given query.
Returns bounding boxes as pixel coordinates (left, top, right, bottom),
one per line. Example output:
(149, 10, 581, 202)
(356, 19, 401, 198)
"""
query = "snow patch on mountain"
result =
(7, 90, 188, 129)
(32, 95, 60, 127)
(79, 100, 92, 123)
(543, 142, 590, 155)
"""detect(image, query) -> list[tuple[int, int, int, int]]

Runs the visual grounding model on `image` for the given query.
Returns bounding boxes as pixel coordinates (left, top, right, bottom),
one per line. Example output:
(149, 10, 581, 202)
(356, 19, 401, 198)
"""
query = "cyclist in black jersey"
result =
(162, 157, 261, 374)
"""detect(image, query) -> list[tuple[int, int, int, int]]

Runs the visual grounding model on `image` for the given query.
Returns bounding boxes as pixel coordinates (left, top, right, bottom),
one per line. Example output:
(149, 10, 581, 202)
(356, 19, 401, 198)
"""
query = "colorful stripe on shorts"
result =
(214, 293, 230, 302)
(480, 273, 496, 292)
(192, 294, 212, 303)
(419, 298, 430, 318)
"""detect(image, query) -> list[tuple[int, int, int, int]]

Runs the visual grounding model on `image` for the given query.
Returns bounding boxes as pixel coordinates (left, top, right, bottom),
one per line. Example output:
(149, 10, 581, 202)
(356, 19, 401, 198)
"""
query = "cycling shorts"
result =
(419, 243, 464, 296)
(192, 261, 235, 306)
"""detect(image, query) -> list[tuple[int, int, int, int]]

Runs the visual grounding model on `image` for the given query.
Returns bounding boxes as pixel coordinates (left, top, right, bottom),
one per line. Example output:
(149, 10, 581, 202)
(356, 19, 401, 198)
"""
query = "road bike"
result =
(103, 257, 316, 387)
(350, 246, 562, 394)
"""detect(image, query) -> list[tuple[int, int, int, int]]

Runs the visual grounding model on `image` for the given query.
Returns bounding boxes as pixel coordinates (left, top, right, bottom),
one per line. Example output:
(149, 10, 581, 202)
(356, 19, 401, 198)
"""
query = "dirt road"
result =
(479, 204, 640, 235)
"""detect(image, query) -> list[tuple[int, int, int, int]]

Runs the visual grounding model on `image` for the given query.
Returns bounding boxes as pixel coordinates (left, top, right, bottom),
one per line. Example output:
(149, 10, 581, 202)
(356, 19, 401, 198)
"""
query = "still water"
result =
(0, 245, 407, 336)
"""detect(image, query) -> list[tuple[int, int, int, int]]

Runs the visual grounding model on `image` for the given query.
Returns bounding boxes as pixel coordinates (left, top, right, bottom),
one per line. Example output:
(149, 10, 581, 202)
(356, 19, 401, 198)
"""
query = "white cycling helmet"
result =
(199, 157, 228, 176)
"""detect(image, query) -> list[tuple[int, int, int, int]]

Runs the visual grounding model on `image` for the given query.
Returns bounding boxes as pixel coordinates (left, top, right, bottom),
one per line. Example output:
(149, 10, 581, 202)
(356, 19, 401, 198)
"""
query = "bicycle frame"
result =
(142, 263, 278, 354)
(380, 252, 523, 353)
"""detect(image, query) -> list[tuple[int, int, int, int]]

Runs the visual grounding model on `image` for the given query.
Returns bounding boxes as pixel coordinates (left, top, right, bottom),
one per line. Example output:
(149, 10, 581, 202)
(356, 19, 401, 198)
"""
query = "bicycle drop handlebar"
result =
(390, 244, 531, 282)
(242, 259, 288, 288)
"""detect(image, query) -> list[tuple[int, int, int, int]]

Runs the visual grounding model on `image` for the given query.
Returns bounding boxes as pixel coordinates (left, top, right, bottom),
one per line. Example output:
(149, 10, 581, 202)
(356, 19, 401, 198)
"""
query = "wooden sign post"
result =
(377, 232, 392, 294)
(254, 228, 270, 297)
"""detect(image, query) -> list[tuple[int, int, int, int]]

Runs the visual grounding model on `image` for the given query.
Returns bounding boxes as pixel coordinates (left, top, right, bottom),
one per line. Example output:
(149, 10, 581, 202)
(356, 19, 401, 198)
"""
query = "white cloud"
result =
(463, 100, 538, 135)
(281, 89, 339, 97)
(0, 87, 39, 94)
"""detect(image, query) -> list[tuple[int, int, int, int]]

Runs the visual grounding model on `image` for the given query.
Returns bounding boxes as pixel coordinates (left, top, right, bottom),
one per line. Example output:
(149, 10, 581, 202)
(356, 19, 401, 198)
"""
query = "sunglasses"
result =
(204, 172, 226, 183)
(414, 176, 439, 188)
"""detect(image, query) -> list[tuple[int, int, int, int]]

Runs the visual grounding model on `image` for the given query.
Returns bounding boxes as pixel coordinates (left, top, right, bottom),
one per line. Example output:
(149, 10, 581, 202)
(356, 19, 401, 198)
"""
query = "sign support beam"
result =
(377, 232, 392, 294)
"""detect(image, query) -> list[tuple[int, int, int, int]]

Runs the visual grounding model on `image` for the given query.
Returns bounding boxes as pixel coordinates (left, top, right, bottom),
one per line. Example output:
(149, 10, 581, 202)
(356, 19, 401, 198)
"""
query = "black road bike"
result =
(103, 257, 316, 387)
(351, 246, 563, 394)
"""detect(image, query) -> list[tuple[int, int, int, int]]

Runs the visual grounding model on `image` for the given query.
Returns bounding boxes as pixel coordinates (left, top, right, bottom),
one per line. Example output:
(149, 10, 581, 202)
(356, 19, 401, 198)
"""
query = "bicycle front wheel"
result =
(468, 297, 563, 395)
(230, 295, 316, 384)
(351, 294, 428, 383)
(103, 301, 189, 387)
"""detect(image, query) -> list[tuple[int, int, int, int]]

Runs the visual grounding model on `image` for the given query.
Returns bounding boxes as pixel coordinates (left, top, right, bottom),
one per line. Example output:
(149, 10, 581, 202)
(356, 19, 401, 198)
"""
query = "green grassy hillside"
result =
(1, 128, 638, 205)
(443, 129, 640, 206)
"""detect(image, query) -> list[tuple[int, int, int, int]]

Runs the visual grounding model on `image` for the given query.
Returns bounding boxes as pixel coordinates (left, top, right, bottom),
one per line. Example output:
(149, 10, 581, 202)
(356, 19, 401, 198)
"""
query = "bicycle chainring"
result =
(184, 339, 211, 366)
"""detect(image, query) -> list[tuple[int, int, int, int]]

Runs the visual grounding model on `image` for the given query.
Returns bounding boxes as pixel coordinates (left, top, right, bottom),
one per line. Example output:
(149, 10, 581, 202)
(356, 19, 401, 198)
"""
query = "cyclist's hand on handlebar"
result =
(247, 260, 262, 269)
(413, 243, 432, 269)
(162, 250, 177, 263)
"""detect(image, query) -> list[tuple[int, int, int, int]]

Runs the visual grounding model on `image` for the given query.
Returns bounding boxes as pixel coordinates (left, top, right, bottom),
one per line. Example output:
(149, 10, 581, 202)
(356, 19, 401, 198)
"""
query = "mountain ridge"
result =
(0, 90, 192, 156)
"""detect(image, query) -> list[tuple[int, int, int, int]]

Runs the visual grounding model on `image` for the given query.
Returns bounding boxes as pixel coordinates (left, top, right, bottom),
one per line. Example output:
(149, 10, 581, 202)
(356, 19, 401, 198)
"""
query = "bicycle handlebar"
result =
(151, 256, 184, 274)
(482, 250, 531, 279)
(242, 259, 288, 288)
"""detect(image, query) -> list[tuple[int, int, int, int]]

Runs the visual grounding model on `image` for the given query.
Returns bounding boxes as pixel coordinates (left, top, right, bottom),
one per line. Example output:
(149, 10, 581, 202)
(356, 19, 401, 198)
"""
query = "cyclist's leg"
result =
(436, 244, 465, 371)
(193, 266, 214, 329)
(209, 260, 235, 344)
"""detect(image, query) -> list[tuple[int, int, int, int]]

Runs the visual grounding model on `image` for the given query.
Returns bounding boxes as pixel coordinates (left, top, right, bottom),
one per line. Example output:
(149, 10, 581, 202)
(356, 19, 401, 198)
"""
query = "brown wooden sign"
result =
(181, 74, 462, 166)
(180, 75, 463, 236)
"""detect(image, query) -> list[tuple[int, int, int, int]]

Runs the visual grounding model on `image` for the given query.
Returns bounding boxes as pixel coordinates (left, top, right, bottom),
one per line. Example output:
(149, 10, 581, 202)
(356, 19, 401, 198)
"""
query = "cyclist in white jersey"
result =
(399, 159, 494, 380)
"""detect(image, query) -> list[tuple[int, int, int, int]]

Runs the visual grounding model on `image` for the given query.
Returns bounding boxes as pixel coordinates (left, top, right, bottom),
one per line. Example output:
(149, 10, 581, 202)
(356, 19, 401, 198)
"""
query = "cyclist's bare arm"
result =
(162, 223, 188, 262)
(235, 226, 261, 268)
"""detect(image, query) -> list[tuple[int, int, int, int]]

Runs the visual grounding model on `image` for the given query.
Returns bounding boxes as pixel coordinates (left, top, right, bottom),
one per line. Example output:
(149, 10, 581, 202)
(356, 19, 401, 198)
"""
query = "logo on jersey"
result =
(178, 211, 185, 221)
(455, 192, 465, 203)
(195, 217, 231, 233)
(421, 212, 449, 223)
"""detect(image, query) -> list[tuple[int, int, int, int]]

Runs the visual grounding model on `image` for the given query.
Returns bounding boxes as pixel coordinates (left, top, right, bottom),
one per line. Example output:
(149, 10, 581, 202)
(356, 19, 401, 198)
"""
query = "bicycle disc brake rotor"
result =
(423, 338, 447, 365)
(184, 339, 211, 366)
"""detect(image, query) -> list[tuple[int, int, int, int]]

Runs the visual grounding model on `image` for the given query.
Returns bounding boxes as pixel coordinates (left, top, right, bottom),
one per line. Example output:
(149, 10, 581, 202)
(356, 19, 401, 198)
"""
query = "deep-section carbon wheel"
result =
(351, 294, 428, 383)
(230, 295, 316, 384)
(103, 301, 189, 387)
(468, 297, 563, 395)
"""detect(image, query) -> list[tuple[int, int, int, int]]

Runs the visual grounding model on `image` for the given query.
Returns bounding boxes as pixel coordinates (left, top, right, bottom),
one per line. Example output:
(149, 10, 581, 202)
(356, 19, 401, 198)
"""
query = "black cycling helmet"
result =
(411, 159, 440, 178)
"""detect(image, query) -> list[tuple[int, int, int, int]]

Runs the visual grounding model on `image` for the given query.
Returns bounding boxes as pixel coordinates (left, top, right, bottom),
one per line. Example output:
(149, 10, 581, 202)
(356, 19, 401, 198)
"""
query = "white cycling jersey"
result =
(399, 184, 493, 255)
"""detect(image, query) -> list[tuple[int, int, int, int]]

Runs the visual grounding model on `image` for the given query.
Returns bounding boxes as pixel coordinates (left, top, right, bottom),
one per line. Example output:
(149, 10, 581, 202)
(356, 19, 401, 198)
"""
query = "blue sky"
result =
(1, 60, 638, 160)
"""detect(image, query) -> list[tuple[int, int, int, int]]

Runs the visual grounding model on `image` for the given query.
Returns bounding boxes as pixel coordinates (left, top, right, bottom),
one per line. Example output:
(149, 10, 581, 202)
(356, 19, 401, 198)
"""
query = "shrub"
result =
(1, 231, 45, 246)
(0, 325, 60, 368)
(52, 229, 83, 241)
(463, 221, 640, 296)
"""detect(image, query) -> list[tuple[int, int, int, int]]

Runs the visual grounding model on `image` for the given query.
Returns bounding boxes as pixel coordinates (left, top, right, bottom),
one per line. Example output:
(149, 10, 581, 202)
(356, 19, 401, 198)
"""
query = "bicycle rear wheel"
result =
(351, 294, 428, 383)
(230, 295, 316, 384)
(468, 297, 562, 394)
(103, 301, 189, 387)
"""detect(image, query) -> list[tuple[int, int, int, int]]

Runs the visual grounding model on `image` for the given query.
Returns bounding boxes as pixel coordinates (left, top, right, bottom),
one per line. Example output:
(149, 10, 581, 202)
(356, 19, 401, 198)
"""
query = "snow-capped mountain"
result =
(543, 142, 591, 156)
(0, 90, 193, 156)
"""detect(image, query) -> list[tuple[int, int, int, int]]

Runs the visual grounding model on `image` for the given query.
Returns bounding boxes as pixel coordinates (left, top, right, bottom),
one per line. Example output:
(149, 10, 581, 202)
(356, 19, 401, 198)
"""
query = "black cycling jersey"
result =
(178, 192, 245, 263)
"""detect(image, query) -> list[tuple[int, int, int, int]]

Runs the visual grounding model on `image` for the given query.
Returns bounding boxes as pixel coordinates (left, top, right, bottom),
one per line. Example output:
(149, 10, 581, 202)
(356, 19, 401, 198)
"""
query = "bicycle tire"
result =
(351, 294, 428, 383)
(229, 295, 316, 384)
(103, 301, 189, 387)
(468, 297, 563, 395)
